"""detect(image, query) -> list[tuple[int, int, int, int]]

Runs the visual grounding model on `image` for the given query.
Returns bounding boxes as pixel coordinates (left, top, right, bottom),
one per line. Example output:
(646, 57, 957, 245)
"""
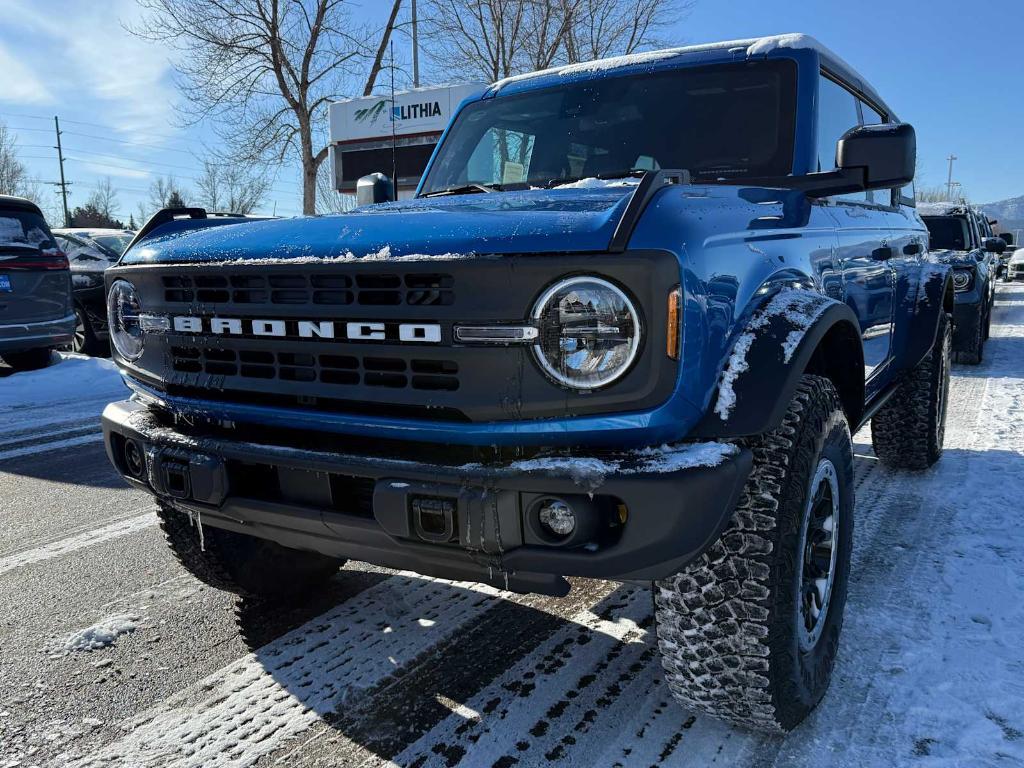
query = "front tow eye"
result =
(411, 496, 457, 543)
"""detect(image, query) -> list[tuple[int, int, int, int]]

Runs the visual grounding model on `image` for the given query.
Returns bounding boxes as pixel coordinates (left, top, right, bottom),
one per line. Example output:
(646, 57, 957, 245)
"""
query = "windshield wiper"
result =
(421, 182, 497, 198)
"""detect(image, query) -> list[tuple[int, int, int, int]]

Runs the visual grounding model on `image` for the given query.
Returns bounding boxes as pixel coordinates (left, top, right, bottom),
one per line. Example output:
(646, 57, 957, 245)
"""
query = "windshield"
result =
(923, 216, 971, 251)
(92, 233, 133, 256)
(420, 60, 797, 195)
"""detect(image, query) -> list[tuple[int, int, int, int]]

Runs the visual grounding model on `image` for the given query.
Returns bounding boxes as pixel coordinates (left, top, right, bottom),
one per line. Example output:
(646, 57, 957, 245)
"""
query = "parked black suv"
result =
(920, 202, 1002, 364)
(53, 228, 134, 355)
(0, 196, 73, 370)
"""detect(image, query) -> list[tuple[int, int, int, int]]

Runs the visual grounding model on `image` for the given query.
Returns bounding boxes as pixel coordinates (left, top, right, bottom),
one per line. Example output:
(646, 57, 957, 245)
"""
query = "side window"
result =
(860, 101, 893, 207)
(817, 75, 867, 202)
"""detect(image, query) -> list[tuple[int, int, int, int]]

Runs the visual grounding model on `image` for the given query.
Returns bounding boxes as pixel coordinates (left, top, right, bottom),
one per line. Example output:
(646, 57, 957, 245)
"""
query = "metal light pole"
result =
(945, 154, 957, 201)
(411, 0, 420, 88)
(54, 116, 70, 227)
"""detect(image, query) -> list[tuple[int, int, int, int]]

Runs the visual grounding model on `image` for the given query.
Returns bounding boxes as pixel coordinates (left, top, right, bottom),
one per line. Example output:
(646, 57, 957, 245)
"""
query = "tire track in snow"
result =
(0, 509, 157, 577)
(66, 575, 509, 768)
(0, 432, 103, 461)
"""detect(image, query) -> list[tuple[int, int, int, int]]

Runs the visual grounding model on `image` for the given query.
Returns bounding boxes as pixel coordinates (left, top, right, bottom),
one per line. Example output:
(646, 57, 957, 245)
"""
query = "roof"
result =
(486, 33, 890, 116)
(0, 195, 43, 213)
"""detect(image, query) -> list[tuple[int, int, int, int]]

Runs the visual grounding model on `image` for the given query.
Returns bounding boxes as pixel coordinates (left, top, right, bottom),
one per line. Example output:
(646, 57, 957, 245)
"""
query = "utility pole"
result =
(54, 116, 70, 227)
(945, 154, 957, 201)
(411, 0, 420, 88)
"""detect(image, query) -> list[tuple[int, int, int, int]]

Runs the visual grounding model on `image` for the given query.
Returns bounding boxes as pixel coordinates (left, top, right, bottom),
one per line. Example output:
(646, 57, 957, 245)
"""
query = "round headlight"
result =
(952, 270, 972, 291)
(531, 276, 641, 390)
(107, 280, 145, 361)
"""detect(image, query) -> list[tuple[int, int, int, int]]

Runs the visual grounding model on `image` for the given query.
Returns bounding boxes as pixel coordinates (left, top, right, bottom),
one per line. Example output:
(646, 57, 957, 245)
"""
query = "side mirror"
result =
(356, 173, 395, 206)
(836, 123, 916, 191)
(1000, 232, 1014, 246)
(771, 123, 916, 199)
(984, 237, 1006, 255)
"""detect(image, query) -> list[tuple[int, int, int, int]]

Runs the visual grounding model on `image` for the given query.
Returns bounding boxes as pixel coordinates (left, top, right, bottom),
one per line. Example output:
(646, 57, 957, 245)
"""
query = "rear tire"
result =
(872, 311, 951, 470)
(157, 504, 345, 601)
(655, 376, 854, 732)
(1, 347, 53, 371)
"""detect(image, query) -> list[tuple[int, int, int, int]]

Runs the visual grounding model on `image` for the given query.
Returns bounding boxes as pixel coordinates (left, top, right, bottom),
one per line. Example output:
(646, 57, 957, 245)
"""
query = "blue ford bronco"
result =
(102, 34, 954, 731)
(919, 202, 1003, 364)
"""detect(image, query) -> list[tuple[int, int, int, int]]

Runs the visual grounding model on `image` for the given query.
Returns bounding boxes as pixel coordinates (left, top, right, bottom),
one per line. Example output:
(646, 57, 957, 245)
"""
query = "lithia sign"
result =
(329, 83, 484, 143)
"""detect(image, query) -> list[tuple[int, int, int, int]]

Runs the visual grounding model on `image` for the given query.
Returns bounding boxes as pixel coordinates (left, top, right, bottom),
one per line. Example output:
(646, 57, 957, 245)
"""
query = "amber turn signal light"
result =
(666, 286, 681, 360)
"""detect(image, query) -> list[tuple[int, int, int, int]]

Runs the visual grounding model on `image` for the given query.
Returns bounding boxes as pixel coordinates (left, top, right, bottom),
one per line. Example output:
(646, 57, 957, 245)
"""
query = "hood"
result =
(1009, 249, 1024, 265)
(122, 188, 637, 265)
(930, 249, 980, 266)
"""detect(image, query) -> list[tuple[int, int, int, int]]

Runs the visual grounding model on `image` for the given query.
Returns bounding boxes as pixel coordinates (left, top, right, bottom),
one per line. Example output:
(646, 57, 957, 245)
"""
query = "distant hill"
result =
(979, 195, 1024, 235)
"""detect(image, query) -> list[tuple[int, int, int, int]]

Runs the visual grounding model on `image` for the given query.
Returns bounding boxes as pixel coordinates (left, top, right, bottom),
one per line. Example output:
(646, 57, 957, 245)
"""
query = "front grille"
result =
(162, 272, 454, 307)
(170, 346, 459, 391)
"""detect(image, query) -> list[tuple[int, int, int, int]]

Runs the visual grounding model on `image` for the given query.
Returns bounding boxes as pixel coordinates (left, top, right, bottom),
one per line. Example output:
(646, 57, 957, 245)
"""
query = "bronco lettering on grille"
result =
(169, 316, 442, 343)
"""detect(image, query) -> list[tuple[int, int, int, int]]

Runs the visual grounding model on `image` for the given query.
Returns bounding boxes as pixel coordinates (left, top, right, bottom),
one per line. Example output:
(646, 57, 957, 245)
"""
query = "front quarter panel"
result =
(629, 185, 840, 434)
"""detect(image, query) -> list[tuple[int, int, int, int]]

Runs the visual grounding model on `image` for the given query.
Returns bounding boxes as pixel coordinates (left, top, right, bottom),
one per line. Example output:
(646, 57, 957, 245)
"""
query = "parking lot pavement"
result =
(2, 286, 1023, 768)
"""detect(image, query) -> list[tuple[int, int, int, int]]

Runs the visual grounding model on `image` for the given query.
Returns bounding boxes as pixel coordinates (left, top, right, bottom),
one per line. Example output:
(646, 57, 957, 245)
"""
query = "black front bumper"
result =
(952, 299, 983, 350)
(102, 399, 752, 595)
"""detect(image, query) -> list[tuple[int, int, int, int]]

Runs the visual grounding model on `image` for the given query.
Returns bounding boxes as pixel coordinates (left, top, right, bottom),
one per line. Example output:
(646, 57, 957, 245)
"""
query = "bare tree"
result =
(130, 0, 403, 215)
(315, 162, 357, 214)
(85, 177, 121, 222)
(196, 160, 270, 213)
(147, 175, 190, 214)
(422, 0, 684, 82)
(563, 0, 686, 63)
(0, 122, 29, 197)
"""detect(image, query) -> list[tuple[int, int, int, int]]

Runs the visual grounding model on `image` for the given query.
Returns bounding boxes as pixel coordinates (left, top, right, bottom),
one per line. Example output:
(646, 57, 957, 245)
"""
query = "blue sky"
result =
(1, 0, 1021, 224)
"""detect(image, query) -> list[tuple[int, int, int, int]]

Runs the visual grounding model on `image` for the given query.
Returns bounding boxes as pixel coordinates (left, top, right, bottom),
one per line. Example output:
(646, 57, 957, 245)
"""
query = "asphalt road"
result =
(2, 285, 1023, 768)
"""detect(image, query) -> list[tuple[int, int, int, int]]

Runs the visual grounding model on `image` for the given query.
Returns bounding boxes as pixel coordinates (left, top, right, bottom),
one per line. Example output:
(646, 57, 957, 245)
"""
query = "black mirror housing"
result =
(984, 237, 1007, 254)
(1000, 232, 1014, 246)
(356, 173, 395, 206)
(836, 123, 916, 190)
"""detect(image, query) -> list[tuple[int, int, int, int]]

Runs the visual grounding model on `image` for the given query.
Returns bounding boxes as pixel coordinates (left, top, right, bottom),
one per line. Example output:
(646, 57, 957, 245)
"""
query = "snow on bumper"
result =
(102, 398, 752, 594)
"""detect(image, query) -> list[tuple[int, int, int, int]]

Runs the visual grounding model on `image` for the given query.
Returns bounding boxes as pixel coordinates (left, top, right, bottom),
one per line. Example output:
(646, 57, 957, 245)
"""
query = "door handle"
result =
(871, 246, 895, 261)
(903, 242, 923, 256)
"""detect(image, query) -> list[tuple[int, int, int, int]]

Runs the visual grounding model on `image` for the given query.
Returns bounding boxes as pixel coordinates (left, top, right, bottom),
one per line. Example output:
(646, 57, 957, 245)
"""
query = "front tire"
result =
(952, 304, 984, 364)
(157, 504, 345, 601)
(655, 376, 854, 732)
(872, 311, 951, 469)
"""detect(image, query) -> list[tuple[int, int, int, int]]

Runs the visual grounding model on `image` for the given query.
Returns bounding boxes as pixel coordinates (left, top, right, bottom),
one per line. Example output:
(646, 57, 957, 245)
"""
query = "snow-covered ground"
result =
(1, 286, 1023, 767)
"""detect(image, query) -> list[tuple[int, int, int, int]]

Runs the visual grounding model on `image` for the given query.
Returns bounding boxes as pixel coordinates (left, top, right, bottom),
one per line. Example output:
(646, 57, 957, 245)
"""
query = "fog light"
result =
(124, 440, 145, 479)
(538, 499, 576, 537)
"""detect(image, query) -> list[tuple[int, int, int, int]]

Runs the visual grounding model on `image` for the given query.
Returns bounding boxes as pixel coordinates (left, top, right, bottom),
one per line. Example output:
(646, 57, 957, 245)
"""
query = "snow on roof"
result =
(917, 201, 967, 216)
(489, 34, 876, 103)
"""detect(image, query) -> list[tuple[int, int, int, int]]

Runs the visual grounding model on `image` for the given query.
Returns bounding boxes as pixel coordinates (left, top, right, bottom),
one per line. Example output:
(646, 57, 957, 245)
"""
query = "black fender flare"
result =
(692, 294, 864, 439)
(901, 264, 955, 372)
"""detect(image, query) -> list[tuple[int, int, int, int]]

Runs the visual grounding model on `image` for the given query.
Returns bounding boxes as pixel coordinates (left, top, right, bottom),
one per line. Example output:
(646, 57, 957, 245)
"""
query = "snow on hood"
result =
(122, 187, 640, 264)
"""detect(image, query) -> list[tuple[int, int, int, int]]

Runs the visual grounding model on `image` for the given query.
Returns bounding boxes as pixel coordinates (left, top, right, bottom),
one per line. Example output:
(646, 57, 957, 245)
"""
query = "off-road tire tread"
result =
(655, 375, 850, 732)
(157, 504, 343, 600)
(872, 312, 951, 469)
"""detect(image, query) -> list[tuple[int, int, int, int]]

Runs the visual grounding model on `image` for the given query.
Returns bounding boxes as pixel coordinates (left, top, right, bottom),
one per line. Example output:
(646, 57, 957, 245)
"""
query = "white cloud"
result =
(0, 42, 55, 105)
(0, 0, 179, 140)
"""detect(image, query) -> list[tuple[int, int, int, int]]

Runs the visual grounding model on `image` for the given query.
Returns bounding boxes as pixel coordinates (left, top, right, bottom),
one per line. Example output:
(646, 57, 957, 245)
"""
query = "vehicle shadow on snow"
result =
(231, 576, 680, 764)
(227, 443, 1024, 765)
(0, 441, 132, 490)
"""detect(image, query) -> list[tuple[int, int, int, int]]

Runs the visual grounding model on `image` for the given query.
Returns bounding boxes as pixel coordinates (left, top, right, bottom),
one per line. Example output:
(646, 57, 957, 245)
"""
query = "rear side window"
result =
(816, 75, 867, 202)
(0, 210, 57, 251)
